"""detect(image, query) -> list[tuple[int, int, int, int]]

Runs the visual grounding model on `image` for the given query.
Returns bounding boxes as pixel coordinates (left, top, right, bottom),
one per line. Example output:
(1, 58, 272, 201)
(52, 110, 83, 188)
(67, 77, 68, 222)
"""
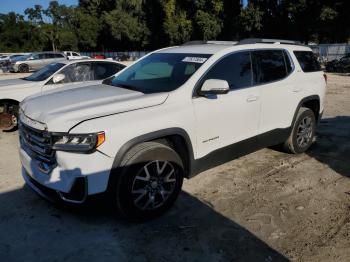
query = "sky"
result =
(0, 0, 78, 14)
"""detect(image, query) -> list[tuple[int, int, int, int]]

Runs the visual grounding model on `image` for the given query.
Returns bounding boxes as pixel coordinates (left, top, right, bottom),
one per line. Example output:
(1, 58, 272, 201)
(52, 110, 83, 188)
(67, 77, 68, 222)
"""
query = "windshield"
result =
(107, 53, 211, 94)
(23, 63, 66, 82)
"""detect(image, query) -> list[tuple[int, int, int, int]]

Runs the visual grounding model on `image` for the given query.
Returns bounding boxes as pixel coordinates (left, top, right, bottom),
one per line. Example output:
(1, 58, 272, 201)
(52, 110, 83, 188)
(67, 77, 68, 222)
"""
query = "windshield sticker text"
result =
(182, 57, 208, 63)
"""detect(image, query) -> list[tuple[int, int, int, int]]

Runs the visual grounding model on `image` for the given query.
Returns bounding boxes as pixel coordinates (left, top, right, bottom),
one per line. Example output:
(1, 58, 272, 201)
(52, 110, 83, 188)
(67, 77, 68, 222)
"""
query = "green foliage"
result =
(0, 0, 350, 52)
(239, 3, 263, 35)
(162, 0, 192, 44)
(104, 0, 149, 47)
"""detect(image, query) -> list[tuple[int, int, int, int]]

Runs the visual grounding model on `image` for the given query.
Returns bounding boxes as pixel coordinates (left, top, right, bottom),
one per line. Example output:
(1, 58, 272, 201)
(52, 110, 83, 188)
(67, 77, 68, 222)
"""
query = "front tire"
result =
(0, 102, 18, 131)
(283, 107, 316, 154)
(19, 64, 29, 73)
(111, 141, 184, 220)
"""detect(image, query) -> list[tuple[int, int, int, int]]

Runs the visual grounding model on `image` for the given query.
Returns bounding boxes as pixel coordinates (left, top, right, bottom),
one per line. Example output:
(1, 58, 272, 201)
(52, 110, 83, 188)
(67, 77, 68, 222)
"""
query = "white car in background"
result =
(0, 59, 125, 130)
(63, 51, 90, 60)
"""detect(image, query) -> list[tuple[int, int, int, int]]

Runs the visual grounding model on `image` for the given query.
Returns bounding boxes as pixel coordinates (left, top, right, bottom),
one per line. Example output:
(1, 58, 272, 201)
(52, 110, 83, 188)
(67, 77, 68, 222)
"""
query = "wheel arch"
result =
(109, 128, 195, 182)
(291, 95, 321, 126)
(0, 98, 20, 105)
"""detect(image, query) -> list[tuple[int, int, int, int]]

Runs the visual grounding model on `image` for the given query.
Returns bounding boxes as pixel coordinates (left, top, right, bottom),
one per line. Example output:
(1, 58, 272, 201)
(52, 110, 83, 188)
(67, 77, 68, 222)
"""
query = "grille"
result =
(19, 122, 57, 171)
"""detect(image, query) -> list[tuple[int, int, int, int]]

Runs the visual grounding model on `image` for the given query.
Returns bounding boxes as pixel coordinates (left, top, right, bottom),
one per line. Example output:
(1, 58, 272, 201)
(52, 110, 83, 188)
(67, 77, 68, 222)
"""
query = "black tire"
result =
(0, 102, 19, 132)
(283, 107, 316, 154)
(111, 141, 184, 220)
(19, 64, 29, 73)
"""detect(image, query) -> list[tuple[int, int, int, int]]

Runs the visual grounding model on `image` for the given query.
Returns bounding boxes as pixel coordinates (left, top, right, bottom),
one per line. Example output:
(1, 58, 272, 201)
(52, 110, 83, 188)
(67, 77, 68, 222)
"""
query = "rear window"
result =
(293, 51, 321, 72)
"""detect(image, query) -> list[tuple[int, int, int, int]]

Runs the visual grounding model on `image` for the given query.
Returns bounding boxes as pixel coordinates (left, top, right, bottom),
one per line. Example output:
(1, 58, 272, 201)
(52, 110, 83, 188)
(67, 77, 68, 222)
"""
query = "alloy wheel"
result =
(131, 160, 177, 210)
(296, 116, 313, 148)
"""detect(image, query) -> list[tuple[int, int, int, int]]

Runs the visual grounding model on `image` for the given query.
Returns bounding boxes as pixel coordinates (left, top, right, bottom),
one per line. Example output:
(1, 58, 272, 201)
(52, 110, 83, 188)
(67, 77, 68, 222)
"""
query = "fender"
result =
(290, 95, 321, 127)
(108, 128, 195, 185)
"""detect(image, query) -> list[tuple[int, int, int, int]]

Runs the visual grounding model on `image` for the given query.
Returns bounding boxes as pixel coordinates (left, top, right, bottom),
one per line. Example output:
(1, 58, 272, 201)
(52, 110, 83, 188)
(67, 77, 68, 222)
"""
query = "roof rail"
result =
(237, 38, 302, 45)
(182, 40, 237, 46)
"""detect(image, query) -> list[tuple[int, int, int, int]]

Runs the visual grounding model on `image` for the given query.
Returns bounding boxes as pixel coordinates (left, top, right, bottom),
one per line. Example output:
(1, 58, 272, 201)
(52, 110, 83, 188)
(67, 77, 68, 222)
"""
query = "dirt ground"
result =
(0, 73, 349, 262)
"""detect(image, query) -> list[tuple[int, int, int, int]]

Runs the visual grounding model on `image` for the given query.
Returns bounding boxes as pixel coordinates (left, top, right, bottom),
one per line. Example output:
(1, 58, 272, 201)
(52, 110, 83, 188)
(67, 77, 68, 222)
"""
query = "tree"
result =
(162, 0, 192, 45)
(192, 0, 224, 40)
(104, 0, 150, 49)
(221, 0, 242, 40)
(239, 3, 263, 38)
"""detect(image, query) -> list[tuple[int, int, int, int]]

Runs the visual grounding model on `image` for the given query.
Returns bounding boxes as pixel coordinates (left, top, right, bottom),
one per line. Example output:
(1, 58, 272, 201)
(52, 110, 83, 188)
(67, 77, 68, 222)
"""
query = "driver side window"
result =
(200, 52, 252, 90)
(31, 54, 41, 60)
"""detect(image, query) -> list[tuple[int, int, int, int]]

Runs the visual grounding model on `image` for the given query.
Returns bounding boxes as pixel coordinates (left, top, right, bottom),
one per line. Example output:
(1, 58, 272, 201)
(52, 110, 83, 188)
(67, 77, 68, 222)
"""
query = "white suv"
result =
(19, 39, 326, 220)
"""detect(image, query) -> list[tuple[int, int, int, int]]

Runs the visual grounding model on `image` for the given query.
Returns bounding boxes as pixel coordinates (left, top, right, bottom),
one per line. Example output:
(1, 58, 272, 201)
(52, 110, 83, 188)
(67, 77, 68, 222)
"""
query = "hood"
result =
(21, 84, 168, 132)
(0, 78, 36, 90)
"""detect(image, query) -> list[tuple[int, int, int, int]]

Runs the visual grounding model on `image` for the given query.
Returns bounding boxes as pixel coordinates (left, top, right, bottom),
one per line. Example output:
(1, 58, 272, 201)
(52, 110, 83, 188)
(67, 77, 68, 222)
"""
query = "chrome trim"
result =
(19, 121, 57, 173)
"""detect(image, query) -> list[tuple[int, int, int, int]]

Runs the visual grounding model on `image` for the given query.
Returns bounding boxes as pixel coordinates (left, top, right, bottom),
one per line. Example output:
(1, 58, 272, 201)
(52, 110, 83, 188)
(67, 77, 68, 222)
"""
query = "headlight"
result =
(52, 132, 105, 152)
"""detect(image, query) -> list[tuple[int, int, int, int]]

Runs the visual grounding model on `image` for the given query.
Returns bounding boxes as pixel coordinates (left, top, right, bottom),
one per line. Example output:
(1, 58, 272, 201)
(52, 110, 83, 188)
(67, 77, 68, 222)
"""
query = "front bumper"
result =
(20, 146, 115, 203)
(9, 65, 18, 72)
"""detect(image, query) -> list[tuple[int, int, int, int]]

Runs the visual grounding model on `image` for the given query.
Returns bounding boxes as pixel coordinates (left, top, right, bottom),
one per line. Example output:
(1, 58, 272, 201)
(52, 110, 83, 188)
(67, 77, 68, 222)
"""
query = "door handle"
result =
(246, 95, 259, 102)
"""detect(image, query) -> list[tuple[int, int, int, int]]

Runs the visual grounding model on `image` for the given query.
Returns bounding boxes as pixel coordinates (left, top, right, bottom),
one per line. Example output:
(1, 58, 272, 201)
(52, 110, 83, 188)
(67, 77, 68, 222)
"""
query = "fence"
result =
(2, 44, 350, 62)
(309, 44, 350, 62)
(80, 51, 149, 60)
(83, 45, 350, 62)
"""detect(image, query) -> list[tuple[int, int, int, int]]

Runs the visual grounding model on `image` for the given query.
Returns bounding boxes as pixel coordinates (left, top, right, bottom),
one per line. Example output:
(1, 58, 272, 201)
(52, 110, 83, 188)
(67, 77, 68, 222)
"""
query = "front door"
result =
(193, 51, 261, 158)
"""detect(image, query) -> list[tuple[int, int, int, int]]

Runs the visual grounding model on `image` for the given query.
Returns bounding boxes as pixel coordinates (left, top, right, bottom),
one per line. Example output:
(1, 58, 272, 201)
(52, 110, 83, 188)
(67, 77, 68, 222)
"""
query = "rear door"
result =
(39, 53, 57, 68)
(29, 53, 45, 71)
(53, 53, 66, 62)
(193, 51, 261, 158)
(252, 49, 299, 134)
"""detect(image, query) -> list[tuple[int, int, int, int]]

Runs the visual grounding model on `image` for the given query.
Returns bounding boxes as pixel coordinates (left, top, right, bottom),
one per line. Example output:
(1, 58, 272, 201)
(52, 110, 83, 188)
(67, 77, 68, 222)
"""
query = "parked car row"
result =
(1, 51, 133, 73)
(0, 54, 29, 68)
(325, 54, 350, 73)
(0, 59, 125, 130)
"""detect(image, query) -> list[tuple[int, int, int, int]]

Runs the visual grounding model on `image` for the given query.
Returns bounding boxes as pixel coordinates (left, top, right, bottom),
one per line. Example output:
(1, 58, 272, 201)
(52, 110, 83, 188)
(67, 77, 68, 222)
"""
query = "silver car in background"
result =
(10, 52, 67, 73)
(0, 59, 126, 131)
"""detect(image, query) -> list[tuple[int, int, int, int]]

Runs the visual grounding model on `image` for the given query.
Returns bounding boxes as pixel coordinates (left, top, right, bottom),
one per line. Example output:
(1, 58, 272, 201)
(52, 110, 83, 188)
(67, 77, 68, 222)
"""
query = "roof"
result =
(156, 39, 311, 55)
(157, 44, 235, 54)
(31, 51, 65, 54)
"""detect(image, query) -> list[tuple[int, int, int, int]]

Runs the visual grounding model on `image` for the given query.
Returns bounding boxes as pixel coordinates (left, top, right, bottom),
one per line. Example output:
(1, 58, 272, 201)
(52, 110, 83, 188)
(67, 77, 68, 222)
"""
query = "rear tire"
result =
(111, 141, 184, 221)
(283, 107, 316, 154)
(19, 64, 29, 73)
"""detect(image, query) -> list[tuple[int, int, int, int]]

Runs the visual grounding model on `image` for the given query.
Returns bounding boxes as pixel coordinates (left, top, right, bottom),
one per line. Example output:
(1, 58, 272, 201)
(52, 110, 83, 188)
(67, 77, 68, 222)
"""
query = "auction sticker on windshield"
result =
(182, 57, 208, 63)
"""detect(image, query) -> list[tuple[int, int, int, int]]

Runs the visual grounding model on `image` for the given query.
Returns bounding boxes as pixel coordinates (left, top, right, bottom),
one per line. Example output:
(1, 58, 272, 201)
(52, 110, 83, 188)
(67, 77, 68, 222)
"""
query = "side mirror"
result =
(199, 79, 230, 96)
(52, 73, 66, 84)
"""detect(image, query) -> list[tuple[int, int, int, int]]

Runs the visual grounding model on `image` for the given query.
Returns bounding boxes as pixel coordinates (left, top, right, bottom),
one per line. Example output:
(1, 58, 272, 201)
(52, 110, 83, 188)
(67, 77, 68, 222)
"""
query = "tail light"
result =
(323, 73, 327, 84)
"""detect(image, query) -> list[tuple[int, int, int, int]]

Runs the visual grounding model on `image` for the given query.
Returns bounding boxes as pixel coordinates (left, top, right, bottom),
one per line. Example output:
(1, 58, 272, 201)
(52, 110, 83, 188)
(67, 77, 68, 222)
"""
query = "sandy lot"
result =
(0, 73, 349, 262)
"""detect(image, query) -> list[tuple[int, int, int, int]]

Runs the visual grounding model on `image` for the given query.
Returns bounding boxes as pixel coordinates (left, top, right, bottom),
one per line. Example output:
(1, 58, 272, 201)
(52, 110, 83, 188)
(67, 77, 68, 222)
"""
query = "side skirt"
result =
(190, 127, 291, 178)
